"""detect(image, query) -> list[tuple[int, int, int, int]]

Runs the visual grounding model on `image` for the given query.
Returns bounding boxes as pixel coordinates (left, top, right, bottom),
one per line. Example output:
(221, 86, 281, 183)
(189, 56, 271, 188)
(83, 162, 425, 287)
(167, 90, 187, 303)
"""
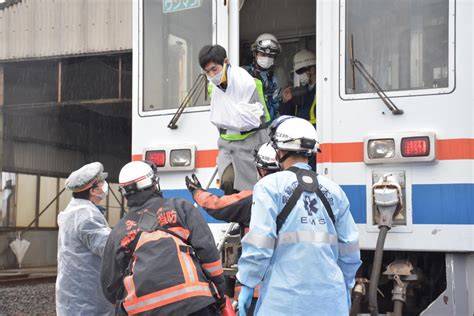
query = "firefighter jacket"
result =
(193, 189, 253, 227)
(100, 192, 225, 315)
(237, 163, 361, 315)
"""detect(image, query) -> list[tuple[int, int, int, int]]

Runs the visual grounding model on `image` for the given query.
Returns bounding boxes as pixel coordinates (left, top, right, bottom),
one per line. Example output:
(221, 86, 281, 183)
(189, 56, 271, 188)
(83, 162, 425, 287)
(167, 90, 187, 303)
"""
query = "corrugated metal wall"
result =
(0, 0, 132, 61)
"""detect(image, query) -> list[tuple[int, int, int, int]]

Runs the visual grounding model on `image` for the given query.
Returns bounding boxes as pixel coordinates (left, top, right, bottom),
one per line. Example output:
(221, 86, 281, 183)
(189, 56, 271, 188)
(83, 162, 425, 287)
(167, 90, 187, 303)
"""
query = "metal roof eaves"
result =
(0, 0, 23, 10)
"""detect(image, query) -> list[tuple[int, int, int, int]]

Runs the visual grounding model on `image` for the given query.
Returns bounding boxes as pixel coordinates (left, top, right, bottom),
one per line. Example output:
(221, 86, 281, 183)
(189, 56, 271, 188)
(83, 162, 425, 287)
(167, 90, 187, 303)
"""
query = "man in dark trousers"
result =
(100, 161, 226, 316)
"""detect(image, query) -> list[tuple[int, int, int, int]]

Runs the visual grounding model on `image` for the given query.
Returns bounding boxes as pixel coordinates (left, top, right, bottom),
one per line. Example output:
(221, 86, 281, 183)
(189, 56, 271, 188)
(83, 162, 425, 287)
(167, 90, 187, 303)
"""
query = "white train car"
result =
(132, 1, 473, 314)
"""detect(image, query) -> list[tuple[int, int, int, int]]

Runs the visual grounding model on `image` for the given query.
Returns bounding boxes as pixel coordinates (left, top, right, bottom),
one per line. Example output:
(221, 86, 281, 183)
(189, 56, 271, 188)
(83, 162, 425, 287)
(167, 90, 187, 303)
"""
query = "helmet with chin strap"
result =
(293, 49, 316, 73)
(269, 116, 319, 158)
(118, 161, 160, 196)
(251, 33, 281, 57)
(254, 142, 280, 170)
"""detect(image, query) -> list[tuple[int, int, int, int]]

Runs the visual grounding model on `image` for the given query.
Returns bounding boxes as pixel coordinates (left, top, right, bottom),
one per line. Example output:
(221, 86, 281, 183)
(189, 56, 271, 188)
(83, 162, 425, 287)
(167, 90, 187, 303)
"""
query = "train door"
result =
(133, 0, 230, 236)
(238, 0, 316, 97)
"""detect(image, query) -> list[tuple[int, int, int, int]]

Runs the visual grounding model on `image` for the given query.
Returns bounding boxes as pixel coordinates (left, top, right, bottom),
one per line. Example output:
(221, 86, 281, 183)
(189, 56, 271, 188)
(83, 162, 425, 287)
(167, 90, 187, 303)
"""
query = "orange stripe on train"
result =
(132, 138, 474, 165)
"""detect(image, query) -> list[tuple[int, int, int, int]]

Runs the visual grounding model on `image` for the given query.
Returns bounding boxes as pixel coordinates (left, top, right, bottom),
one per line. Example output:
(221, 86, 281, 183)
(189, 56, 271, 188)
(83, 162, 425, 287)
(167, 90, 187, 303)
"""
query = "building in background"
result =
(0, 0, 132, 268)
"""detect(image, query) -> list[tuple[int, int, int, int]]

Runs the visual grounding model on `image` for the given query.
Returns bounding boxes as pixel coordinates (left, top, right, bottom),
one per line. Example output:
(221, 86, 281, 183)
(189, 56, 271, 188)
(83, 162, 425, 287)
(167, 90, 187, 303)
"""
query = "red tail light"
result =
(401, 137, 430, 157)
(145, 150, 166, 167)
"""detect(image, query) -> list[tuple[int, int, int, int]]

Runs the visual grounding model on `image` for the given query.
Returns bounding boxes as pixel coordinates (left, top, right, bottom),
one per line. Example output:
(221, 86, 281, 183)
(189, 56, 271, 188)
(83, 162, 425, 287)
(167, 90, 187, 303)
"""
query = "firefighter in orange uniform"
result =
(100, 161, 226, 316)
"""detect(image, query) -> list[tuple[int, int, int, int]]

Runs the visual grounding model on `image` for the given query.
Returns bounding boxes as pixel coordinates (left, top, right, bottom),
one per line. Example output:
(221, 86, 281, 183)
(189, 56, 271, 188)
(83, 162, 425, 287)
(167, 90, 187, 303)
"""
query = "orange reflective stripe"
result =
(168, 227, 190, 240)
(123, 282, 212, 314)
(208, 268, 224, 277)
(168, 232, 198, 284)
(135, 231, 168, 250)
(175, 240, 191, 284)
(187, 252, 199, 283)
(124, 275, 137, 303)
(202, 260, 224, 277)
(202, 260, 221, 269)
(179, 249, 199, 283)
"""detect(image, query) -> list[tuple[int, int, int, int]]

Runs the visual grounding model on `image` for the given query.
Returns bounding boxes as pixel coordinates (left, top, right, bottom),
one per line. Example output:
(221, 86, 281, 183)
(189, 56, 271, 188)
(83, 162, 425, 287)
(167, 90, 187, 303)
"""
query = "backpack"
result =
(276, 166, 336, 234)
(120, 208, 218, 315)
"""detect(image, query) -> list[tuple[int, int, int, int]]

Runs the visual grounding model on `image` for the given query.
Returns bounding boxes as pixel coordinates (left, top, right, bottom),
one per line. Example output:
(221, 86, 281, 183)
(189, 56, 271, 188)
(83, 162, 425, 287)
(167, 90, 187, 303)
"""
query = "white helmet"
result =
(293, 49, 316, 73)
(254, 142, 280, 171)
(251, 33, 281, 56)
(270, 116, 319, 155)
(119, 161, 159, 196)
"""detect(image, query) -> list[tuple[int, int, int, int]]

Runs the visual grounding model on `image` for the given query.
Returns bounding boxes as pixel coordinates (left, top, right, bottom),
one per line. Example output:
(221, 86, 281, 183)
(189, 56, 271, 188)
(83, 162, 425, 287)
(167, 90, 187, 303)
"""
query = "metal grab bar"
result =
(168, 74, 207, 129)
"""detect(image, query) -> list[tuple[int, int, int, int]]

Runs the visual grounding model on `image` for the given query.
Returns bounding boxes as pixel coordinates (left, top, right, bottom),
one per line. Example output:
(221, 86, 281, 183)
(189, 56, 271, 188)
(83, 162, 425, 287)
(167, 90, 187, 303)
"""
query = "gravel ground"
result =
(0, 282, 55, 315)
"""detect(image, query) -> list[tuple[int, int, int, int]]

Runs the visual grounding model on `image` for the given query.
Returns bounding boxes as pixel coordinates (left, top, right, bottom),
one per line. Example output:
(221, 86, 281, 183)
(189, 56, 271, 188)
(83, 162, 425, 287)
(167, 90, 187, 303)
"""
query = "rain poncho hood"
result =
(237, 163, 361, 315)
(56, 197, 112, 315)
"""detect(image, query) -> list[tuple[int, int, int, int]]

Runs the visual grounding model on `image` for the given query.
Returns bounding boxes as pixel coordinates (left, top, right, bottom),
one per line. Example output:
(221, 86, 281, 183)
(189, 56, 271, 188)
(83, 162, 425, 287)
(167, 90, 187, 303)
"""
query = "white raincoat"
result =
(56, 198, 112, 315)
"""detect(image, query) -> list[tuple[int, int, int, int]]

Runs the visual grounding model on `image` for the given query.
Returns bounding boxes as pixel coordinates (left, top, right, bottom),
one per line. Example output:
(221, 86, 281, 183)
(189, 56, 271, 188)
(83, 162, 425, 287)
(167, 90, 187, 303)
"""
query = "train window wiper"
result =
(349, 34, 403, 115)
(168, 74, 207, 129)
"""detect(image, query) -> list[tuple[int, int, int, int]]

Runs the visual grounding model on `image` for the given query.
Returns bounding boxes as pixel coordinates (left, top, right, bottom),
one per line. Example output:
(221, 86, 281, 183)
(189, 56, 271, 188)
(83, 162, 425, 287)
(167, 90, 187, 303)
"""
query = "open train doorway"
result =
(239, 0, 316, 112)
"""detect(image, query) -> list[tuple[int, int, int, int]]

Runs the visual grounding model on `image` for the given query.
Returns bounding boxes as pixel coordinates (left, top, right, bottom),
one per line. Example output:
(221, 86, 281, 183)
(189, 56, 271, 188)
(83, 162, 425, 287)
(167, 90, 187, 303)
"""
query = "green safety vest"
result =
(310, 97, 316, 125)
(208, 79, 270, 141)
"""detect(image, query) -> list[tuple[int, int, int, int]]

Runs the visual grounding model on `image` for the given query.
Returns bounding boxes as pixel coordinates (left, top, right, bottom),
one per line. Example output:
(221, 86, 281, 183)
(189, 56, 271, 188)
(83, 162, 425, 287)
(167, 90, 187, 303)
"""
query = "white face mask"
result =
(298, 72, 310, 86)
(206, 64, 226, 85)
(98, 181, 109, 200)
(256, 56, 274, 69)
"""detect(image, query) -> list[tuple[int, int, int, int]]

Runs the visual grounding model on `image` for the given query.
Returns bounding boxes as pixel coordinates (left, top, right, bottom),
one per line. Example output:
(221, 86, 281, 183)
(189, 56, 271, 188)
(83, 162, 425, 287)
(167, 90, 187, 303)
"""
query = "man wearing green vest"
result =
(279, 49, 317, 127)
(199, 45, 270, 194)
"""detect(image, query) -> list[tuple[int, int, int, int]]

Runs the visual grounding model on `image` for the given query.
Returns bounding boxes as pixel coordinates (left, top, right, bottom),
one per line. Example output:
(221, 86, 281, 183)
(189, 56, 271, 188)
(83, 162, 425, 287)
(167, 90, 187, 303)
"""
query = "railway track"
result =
(0, 273, 56, 286)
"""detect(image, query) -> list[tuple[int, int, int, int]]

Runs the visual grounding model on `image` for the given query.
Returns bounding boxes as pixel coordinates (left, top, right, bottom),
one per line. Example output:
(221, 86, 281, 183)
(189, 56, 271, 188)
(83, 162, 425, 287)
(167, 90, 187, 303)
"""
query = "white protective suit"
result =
(56, 198, 112, 315)
(237, 163, 361, 315)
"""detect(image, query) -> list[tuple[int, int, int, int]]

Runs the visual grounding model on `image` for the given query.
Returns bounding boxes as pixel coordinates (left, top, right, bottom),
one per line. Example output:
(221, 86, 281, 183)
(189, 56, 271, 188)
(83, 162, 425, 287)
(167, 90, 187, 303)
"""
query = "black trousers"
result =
(188, 303, 220, 316)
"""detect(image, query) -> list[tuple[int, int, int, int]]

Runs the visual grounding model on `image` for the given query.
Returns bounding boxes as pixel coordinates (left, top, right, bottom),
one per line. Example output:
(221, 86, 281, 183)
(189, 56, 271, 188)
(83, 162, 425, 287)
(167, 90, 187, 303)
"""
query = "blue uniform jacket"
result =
(237, 163, 361, 315)
(243, 64, 279, 122)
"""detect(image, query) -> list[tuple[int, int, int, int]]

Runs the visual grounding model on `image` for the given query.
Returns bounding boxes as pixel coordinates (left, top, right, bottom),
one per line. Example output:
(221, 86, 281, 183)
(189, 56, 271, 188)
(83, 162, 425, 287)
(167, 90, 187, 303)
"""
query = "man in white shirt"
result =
(199, 45, 270, 194)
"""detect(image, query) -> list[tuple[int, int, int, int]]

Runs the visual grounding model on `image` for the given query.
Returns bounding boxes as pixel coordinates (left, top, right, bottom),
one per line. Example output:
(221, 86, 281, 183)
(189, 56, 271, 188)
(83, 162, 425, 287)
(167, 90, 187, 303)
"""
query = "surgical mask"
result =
(298, 72, 310, 86)
(206, 64, 226, 85)
(256, 56, 274, 69)
(98, 181, 108, 200)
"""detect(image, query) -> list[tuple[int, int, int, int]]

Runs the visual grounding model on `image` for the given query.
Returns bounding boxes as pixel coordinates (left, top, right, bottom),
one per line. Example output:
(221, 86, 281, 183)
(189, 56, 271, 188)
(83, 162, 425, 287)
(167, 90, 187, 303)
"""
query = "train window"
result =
(142, 0, 213, 111)
(343, 0, 452, 96)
